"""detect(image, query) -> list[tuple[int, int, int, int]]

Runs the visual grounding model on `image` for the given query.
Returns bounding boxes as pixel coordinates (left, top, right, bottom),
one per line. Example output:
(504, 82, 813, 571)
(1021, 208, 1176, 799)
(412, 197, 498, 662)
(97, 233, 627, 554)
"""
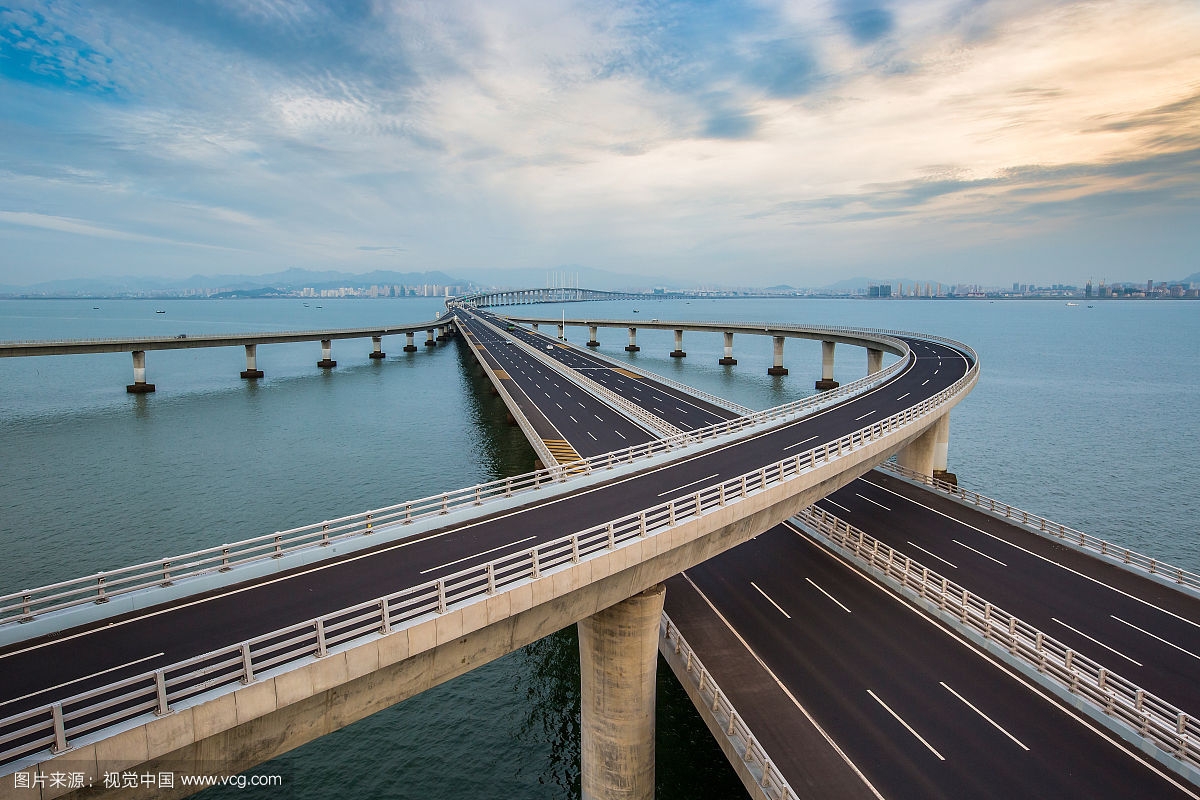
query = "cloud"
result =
(0, 0, 1197, 287)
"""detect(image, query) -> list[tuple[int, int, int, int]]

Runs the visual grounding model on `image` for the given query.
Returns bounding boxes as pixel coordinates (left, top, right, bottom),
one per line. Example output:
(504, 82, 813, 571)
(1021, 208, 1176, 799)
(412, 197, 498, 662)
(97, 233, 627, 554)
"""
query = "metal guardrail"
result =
(468, 312, 689, 439)
(795, 505, 1200, 773)
(0, 320, 450, 350)
(0, 324, 945, 626)
(492, 313, 755, 417)
(879, 462, 1200, 592)
(661, 614, 797, 800)
(461, 327, 559, 468)
(0, 342, 978, 771)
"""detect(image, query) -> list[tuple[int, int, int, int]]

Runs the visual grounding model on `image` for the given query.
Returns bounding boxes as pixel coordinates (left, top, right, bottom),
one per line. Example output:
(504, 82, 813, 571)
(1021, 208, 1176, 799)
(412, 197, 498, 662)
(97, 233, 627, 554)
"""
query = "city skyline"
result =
(1, 1, 1198, 288)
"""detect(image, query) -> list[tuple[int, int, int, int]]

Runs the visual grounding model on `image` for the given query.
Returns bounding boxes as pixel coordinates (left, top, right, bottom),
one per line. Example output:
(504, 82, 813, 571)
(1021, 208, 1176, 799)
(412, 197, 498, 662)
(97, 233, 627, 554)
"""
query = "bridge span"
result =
(0, 296, 976, 799)
(457, 305, 1200, 798)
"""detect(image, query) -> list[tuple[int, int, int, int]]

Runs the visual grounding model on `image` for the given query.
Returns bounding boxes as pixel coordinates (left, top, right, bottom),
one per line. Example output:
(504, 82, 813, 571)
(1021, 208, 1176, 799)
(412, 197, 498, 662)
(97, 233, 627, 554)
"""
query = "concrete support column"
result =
(815, 340, 838, 390)
(867, 348, 883, 375)
(579, 584, 665, 800)
(625, 327, 640, 352)
(317, 339, 336, 368)
(587, 325, 600, 348)
(670, 330, 685, 358)
(557, 323, 566, 340)
(767, 336, 788, 375)
(897, 413, 954, 482)
(425, 329, 436, 347)
(436, 326, 447, 342)
(369, 336, 386, 359)
(126, 350, 155, 393)
(532, 323, 539, 332)
(718, 332, 736, 365)
(403, 332, 418, 352)
(240, 344, 264, 379)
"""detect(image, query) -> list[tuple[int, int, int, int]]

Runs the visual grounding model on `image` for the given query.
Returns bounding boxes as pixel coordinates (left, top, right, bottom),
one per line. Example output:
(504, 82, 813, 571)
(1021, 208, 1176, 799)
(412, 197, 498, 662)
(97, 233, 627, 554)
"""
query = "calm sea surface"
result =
(1, 296, 1196, 798)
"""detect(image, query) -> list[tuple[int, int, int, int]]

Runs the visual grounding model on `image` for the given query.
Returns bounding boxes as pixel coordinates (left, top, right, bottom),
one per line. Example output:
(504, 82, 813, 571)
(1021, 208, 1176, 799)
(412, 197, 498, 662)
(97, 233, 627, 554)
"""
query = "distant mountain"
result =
(0, 268, 472, 295)
(453, 264, 682, 292)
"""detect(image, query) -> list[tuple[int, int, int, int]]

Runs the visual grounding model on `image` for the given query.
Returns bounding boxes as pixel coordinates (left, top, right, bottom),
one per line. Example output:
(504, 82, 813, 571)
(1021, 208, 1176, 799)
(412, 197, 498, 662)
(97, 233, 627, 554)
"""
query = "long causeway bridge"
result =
(1, 287, 1197, 800)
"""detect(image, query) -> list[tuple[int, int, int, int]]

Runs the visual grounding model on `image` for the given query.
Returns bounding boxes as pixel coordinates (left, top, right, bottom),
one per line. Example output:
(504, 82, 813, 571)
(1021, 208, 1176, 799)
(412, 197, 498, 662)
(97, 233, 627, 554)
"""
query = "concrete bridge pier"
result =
(532, 323, 539, 332)
(718, 332, 736, 365)
(317, 340, 337, 369)
(579, 584, 665, 800)
(897, 413, 955, 483)
(125, 350, 155, 393)
(670, 330, 685, 358)
(815, 341, 839, 390)
(558, 323, 566, 340)
(767, 336, 788, 376)
(625, 328, 640, 352)
(425, 330, 436, 348)
(867, 347, 883, 375)
(368, 336, 386, 360)
(240, 344, 264, 379)
(403, 332, 418, 352)
(587, 325, 600, 347)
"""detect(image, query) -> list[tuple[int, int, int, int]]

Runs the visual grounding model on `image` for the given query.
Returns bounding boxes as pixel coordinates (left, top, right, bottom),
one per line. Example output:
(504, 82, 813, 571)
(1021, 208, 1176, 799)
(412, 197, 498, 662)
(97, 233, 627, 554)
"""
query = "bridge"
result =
(0, 290, 1196, 800)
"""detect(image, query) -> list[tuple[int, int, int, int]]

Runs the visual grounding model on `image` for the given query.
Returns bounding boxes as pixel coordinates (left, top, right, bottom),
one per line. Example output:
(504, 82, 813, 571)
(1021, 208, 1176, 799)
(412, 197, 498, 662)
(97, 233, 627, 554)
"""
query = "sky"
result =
(0, 0, 1198, 289)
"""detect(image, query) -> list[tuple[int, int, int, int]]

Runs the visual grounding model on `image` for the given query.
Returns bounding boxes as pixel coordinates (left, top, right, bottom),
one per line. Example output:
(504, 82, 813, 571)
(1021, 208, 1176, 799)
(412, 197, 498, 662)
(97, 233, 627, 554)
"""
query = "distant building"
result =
(868, 284, 892, 298)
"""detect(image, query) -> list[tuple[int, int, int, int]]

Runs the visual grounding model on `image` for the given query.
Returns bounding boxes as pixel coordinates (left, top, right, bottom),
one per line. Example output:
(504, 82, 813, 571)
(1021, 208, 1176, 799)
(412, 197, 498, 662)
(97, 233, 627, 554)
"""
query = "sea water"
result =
(1, 295, 1195, 798)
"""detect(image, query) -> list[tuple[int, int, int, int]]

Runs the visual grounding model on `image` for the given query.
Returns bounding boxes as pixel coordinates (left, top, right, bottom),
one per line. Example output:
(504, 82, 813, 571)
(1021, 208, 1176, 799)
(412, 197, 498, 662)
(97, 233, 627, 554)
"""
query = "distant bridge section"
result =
(459, 287, 652, 307)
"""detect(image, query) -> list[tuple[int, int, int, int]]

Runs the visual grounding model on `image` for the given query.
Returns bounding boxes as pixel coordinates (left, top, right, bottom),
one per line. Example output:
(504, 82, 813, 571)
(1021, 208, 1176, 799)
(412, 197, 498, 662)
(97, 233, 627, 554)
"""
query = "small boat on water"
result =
(1066, 302, 1079, 306)
(155, 309, 165, 314)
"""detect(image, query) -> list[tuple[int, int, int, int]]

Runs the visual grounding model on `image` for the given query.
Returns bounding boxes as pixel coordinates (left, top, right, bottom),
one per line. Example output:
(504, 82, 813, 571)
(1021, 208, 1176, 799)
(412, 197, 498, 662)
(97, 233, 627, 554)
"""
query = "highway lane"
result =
(465, 316, 1200, 796)
(815, 472, 1200, 716)
(0, 312, 962, 725)
(679, 523, 1194, 799)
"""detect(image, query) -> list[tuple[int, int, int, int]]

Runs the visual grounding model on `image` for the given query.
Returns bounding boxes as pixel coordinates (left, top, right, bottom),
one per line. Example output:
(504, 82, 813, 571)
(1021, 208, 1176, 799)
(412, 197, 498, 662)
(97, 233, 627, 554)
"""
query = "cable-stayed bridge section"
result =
(0, 296, 975, 799)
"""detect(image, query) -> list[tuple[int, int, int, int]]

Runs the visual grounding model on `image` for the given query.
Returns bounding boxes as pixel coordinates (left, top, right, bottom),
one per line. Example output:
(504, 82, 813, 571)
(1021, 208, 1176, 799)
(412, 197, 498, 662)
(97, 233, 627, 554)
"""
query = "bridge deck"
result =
(457, 308, 1197, 798)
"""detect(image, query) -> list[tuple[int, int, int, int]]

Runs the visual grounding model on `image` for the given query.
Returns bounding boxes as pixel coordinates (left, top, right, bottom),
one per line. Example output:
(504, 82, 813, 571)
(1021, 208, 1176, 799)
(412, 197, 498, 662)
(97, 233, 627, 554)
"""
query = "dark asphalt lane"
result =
(818, 471, 1200, 717)
(681, 523, 1194, 800)
(0, 314, 963, 735)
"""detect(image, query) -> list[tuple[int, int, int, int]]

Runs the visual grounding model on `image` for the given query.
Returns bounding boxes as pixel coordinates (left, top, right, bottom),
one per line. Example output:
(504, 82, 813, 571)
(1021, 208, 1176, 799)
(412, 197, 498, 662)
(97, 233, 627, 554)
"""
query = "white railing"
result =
(880, 463, 1200, 593)
(795, 505, 1200, 773)
(0, 320, 450, 350)
(491, 313, 754, 416)
(463, 331, 558, 468)
(470, 313, 688, 439)
(661, 614, 797, 799)
(0, 347, 978, 771)
(1, 325, 954, 627)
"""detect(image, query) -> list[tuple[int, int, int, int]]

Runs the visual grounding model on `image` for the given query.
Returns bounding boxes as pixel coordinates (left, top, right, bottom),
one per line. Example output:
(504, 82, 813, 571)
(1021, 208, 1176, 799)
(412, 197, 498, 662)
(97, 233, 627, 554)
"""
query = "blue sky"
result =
(1, 0, 1197, 288)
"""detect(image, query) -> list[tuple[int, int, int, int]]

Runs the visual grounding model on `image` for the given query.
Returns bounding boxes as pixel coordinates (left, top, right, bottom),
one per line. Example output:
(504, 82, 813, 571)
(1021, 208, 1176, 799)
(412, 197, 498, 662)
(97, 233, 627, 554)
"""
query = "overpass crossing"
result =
(456, 306, 1200, 798)
(0, 291, 1195, 800)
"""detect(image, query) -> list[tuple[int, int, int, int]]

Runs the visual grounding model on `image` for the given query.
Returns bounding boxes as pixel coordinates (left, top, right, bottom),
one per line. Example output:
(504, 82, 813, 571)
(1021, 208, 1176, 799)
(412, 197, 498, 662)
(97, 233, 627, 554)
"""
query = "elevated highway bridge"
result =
(0, 288, 1195, 800)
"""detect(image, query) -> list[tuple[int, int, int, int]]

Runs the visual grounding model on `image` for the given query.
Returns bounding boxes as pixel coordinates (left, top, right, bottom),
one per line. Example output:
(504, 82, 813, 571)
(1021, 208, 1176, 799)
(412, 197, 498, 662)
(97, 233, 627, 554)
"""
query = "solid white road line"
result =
(1111, 615, 1200, 662)
(784, 436, 818, 451)
(907, 541, 957, 570)
(657, 472, 721, 497)
(868, 689, 945, 760)
(952, 539, 1008, 566)
(0, 652, 167, 708)
(854, 410, 876, 421)
(805, 577, 851, 613)
(1052, 618, 1143, 667)
(680, 573, 886, 800)
(751, 581, 792, 619)
(940, 682, 1029, 751)
(419, 536, 537, 575)
(896, 393, 910, 401)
